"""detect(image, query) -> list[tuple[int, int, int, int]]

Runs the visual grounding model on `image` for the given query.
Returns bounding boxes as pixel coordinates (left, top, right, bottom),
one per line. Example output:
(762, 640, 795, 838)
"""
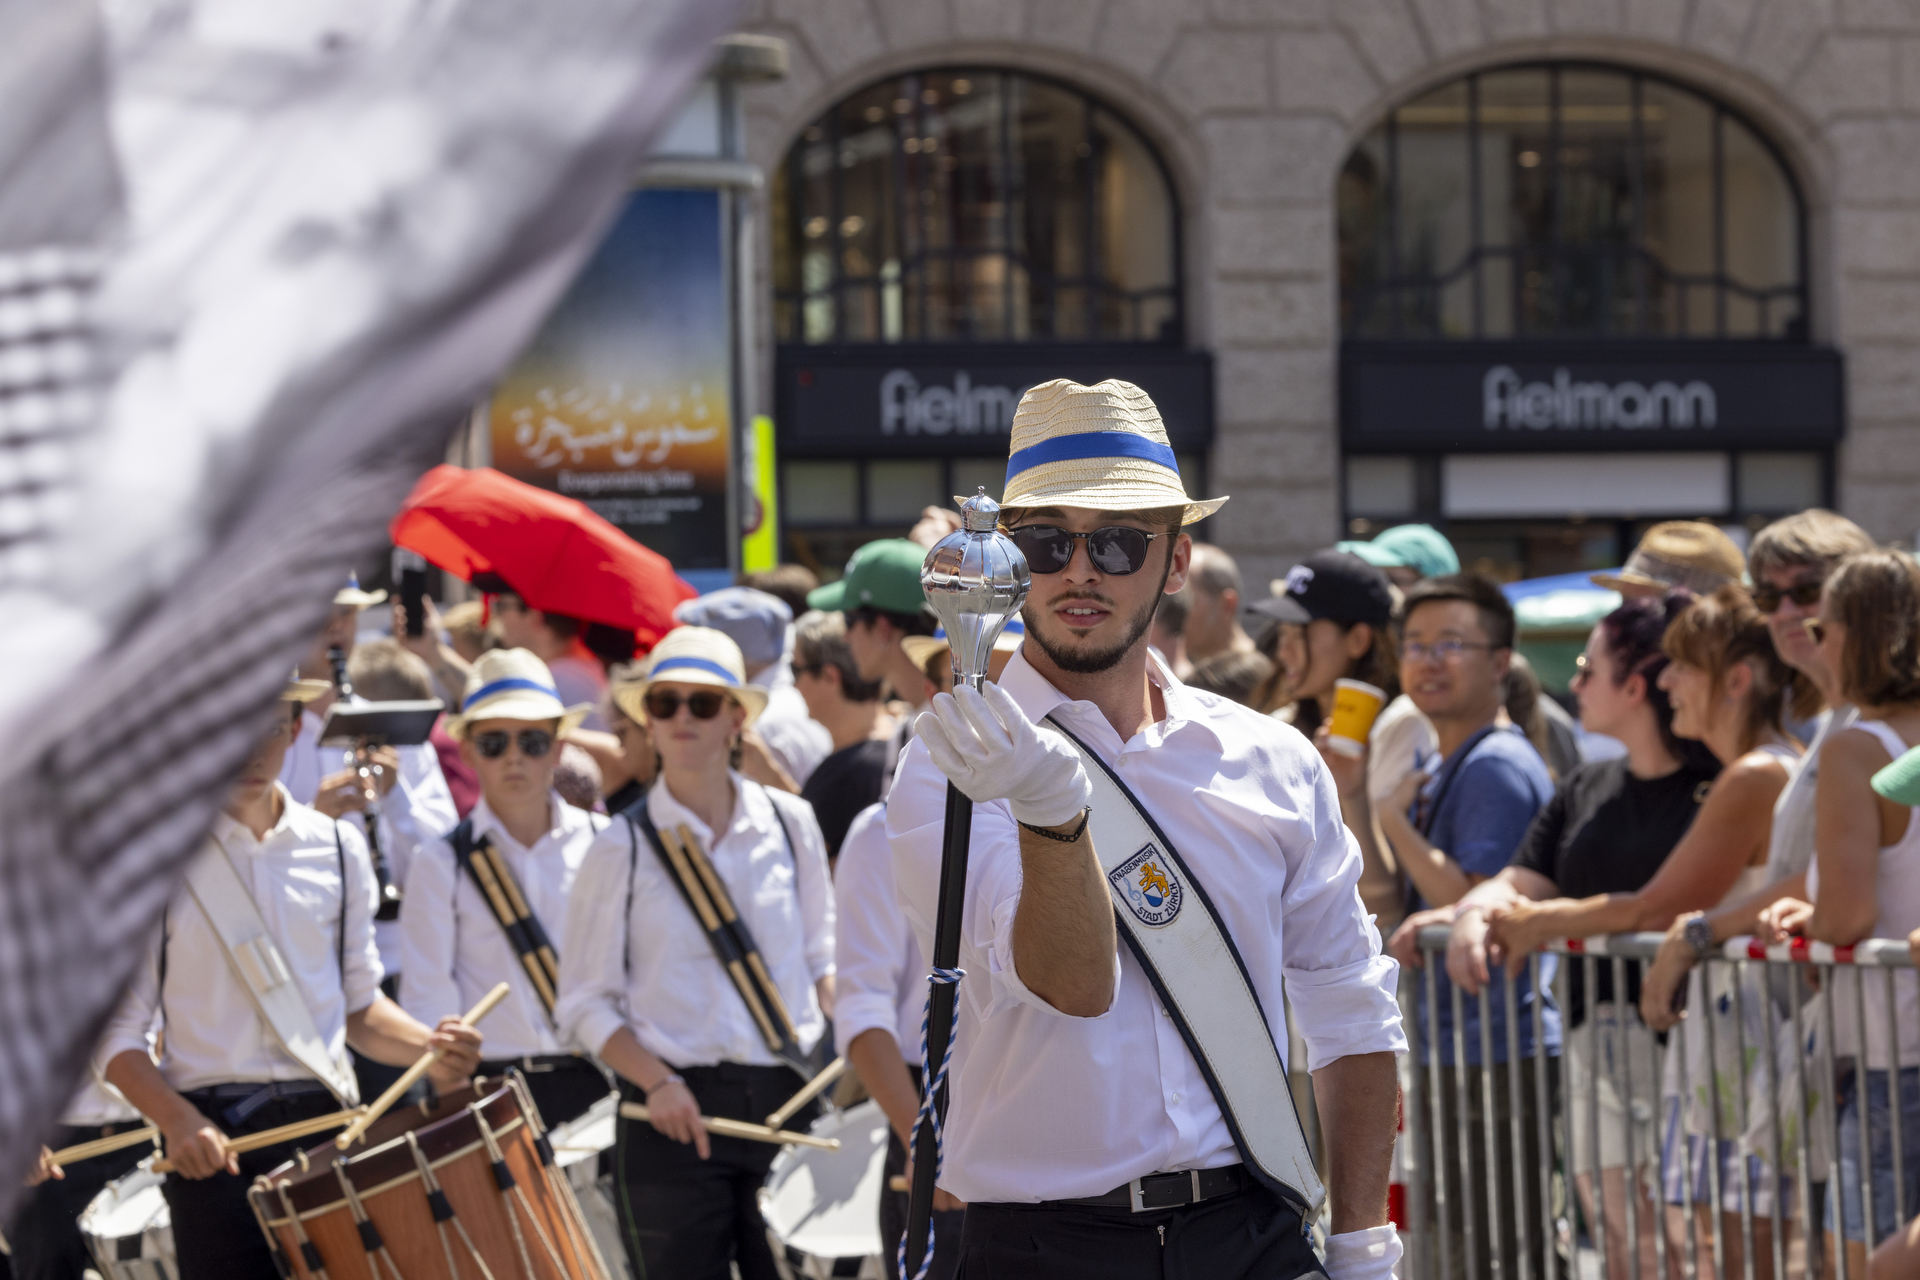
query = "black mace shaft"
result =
(904, 776, 974, 1272)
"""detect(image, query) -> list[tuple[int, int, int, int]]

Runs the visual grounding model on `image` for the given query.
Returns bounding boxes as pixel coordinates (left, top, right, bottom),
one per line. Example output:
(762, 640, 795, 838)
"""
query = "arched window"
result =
(773, 69, 1181, 344)
(1339, 63, 1807, 340)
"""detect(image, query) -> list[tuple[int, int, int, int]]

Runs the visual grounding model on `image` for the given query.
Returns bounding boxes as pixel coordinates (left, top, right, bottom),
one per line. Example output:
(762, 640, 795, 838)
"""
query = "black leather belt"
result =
(1050, 1163, 1250, 1213)
(181, 1079, 332, 1127)
(480, 1054, 593, 1075)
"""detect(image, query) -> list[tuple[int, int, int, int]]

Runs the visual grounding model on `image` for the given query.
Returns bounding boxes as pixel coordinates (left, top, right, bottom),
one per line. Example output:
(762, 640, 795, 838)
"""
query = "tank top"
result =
(1808, 720, 1920, 1069)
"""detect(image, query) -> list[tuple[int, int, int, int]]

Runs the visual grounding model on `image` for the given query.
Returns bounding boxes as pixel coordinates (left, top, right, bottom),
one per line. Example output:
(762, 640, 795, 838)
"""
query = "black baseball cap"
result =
(1251, 550, 1394, 629)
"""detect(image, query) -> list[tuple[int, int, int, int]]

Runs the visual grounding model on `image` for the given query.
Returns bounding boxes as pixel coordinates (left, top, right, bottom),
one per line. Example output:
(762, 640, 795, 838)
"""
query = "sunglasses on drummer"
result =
(643, 689, 731, 721)
(472, 729, 555, 760)
(1006, 524, 1168, 576)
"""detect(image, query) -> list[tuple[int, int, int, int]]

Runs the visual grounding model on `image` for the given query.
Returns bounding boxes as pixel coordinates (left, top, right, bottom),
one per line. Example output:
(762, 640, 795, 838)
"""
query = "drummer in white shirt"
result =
(10, 1069, 147, 1280)
(402, 649, 611, 1129)
(887, 379, 1405, 1280)
(556, 627, 836, 1280)
(98, 675, 483, 1280)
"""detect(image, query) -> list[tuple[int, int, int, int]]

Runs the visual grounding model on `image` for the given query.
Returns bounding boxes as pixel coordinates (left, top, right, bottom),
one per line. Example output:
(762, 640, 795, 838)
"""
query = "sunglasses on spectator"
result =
(644, 689, 731, 721)
(473, 728, 555, 760)
(1753, 581, 1823, 613)
(1007, 525, 1167, 576)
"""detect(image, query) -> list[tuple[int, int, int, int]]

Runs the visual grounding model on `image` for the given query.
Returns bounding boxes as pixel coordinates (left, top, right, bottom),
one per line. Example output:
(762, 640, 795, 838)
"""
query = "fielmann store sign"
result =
(774, 344, 1215, 458)
(1341, 342, 1844, 453)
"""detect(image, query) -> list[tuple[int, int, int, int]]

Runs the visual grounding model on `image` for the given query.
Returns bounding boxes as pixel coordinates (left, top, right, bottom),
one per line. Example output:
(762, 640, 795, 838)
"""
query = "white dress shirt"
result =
(833, 801, 923, 1065)
(885, 647, 1405, 1204)
(557, 775, 835, 1067)
(402, 792, 603, 1058)
(60, 1071, 141, 1127)
(99, 786, 384, 1093)
(280, 708, 458, 976)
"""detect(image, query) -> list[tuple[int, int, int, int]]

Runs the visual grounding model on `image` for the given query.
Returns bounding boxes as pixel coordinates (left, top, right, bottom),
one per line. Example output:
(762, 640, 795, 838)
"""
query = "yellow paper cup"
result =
(1326, 679, 1386, 757)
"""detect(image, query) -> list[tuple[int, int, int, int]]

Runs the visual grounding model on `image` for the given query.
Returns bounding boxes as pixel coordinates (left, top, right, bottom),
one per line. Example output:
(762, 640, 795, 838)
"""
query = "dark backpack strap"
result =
(333, 822, 347, 979)
(762, 783, 798, 870)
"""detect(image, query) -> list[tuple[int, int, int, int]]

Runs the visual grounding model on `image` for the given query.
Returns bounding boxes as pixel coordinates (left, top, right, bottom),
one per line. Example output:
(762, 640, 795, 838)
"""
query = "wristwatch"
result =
(1681, 912, 1714, 962)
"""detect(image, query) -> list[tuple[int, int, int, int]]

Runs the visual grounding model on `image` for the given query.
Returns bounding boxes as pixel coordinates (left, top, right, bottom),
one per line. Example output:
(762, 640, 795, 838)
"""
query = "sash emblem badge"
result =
(1109, 843, 1183, 927)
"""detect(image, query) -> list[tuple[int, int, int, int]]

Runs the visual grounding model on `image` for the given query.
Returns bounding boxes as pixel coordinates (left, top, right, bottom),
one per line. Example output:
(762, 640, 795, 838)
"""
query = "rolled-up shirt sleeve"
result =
(554, 820, 635, 1056)
(98, 913, 169, 1073)
(399, 834, 463, 1029)
(1280, 757, 1406, 1071)
(886, 739, 1117, 1022)
(337, 822, 385, 1013)
(833, 804, 906, 1057)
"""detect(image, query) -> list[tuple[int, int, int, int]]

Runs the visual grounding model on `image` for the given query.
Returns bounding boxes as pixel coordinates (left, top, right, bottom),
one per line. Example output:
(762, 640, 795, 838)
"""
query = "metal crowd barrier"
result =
(1395, 924, 1918, 1280)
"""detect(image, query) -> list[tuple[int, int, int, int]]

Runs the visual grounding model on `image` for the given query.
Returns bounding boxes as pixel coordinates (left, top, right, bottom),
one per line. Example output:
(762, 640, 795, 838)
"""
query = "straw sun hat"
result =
(1590, 521, 1745, 595)
(989, 379, 1227, 525)
(446, 648, 593, 740)
(610, 626, 768, 727)
(901, 616, 1026, 672)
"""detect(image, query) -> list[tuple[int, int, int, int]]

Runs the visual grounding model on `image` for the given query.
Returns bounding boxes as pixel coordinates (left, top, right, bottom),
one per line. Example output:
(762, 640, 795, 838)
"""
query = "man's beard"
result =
(1024, 560, 1173, 675)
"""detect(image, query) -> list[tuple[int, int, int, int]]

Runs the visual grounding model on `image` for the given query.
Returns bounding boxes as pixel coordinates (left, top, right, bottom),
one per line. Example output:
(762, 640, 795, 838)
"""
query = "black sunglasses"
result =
(1752, 580, 1823, 613)
(472, 728, 555, 760)
(1007, 524, 1167, 576)
(644, 688, 730, 721)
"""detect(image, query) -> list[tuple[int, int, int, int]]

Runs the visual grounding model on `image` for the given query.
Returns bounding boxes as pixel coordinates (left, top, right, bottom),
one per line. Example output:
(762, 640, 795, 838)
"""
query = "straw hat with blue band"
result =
(611, 626, 768, 727)
(983, 378, 1227, 525)
(446, 648, 593, 739)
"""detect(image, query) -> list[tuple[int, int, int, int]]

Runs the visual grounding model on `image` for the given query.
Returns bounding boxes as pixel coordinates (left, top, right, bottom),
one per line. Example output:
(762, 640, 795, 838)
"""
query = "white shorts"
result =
(1565, 1002, 1658, 1175)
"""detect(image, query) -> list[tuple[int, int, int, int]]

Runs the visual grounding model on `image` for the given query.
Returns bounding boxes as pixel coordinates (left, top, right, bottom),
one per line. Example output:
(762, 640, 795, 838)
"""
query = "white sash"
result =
(1047, 716, 1326, 1214)
(182, 838, 359, 1105)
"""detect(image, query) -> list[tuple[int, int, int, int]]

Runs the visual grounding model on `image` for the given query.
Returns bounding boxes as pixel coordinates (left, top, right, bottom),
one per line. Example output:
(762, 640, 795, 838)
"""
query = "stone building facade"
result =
(727, 0, 1920, 591)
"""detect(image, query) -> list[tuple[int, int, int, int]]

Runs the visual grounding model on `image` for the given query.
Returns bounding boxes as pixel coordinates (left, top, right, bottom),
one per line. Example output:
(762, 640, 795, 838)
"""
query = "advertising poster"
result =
(488, 188, 731, 570)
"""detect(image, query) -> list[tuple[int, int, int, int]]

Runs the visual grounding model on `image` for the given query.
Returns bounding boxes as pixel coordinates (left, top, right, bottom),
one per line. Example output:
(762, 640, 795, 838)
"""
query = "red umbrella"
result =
(390, 465, 695, 650)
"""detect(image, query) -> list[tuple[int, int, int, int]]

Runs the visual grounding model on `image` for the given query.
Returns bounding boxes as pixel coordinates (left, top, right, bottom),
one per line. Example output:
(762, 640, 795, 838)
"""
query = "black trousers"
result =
(162, 1089, 338, 1280)
(479, 1056, 612, 1131)
(956, 1184, 1326, 1280)
(613, 1064, 818, 1280)
(8, 1122, 149, 1280)
(880, 1121, 964, 1280)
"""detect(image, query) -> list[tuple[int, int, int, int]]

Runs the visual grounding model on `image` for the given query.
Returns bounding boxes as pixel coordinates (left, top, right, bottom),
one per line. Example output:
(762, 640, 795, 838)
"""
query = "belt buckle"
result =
(1127, 1177, 1149, 1213)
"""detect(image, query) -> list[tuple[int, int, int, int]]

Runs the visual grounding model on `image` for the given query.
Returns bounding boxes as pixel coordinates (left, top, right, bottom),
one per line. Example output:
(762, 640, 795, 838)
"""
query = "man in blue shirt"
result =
(1380, 573, 1556, 1279)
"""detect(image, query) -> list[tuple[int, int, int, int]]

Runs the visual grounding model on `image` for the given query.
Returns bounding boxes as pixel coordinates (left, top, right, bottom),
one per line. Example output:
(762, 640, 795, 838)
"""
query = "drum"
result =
(758, 1100, 890, 1276)
(545, 1093, 626, 1277)
(250, 1072, 612, 1280)
(80, 1159, 177, 1280)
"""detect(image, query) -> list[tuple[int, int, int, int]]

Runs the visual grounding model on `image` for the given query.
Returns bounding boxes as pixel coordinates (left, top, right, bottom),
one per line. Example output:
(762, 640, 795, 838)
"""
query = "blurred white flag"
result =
(0, 0, 738, 1197)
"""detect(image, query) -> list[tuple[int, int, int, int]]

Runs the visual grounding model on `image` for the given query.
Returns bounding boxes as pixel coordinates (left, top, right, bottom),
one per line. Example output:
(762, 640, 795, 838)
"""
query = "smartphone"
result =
(392, 547, 428, 638)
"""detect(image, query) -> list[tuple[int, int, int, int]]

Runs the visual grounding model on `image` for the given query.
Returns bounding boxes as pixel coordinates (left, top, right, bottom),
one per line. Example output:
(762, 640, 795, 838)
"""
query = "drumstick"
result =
(676, 825, 801, 1041)
(484, 843, 561, 988)
(468, 850, 559, 1010)
(335, 981, 511, 1150)
(151, 1108, 364, 1172)
(616, 1102, 840, 1151)
(46, 1124, 158, 1167)
(764, 1056, 847, 1131)
(657, 826, 785, 1051)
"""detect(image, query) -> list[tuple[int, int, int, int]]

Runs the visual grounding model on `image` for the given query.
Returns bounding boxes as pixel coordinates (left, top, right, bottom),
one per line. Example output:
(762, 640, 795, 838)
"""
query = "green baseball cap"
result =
(1335, 539, 1402, 569)
(1371, 524, 1460, 578)
(806, 538, 932, 616)
(1872, 744, 1920, 807)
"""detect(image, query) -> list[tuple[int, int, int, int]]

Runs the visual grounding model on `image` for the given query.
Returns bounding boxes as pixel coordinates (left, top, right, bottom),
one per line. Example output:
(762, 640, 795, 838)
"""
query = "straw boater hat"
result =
(446, 648, 593, 740)
(333, 572, 388, 610)
(611, 626, 768, 727)
(282, 673, 332, 703)
(1590, 521, 1746, 595)
(992, 379, 1227, 524)
(901, 616, 1026, 672)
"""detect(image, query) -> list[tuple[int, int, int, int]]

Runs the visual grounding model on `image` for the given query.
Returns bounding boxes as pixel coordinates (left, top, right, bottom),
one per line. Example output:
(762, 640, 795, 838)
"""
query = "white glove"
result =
(1322, 1224, 1401, 1280)
(914, 682, 1092, 828)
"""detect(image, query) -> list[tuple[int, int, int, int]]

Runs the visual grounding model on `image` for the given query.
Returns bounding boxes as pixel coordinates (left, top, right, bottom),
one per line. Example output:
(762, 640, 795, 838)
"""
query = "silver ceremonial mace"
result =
(905, 488, 1029, 1273)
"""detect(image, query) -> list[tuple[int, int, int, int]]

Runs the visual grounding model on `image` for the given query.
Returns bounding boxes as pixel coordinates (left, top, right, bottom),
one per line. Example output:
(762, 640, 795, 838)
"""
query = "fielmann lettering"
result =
(880, 369, 1024, 436)
(1483, 364, 1718, 433)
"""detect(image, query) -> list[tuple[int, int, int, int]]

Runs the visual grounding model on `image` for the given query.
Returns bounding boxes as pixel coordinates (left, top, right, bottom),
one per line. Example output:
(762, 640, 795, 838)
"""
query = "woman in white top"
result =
(1482, 585, 1798, 1279)
(1759, 551, 1920, 1274)
(1251, 549, 1435, 930)
(555, 626, 835, 1280)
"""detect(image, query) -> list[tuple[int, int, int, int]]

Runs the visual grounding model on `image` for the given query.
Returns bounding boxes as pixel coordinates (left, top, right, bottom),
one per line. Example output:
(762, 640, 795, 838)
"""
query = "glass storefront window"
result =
(773, 69, 1181, 344)
(1340, 62, 1805, 340)
(784, 460, 859, 525)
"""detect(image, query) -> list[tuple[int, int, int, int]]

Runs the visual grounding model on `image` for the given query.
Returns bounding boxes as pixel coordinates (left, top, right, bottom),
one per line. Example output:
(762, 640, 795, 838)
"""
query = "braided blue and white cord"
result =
(897, 965, 966, 1280)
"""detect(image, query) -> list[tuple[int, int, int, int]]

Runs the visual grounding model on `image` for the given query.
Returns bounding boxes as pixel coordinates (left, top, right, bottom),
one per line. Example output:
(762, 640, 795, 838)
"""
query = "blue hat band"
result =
(469, 676, 562, 705)
(650, 655, 741, 686)
(1005, 431, 1180, 488)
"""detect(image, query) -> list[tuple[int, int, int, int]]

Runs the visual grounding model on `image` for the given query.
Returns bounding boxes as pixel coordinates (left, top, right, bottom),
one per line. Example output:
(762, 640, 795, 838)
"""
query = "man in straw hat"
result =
(401, 649, 612, 1128)
(556, 627, 836, 1280)
(98, 674, 486, 1280)
(886, 379, 1405, 1279)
